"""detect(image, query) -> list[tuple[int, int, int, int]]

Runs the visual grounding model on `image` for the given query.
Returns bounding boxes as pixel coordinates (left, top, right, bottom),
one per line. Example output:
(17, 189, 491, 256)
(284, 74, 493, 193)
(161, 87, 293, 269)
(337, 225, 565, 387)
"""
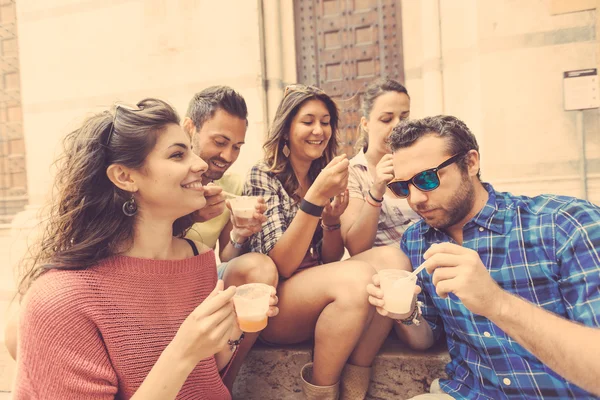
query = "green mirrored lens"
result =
(390, 181, 410, 197)
(414, 170, 440, 191)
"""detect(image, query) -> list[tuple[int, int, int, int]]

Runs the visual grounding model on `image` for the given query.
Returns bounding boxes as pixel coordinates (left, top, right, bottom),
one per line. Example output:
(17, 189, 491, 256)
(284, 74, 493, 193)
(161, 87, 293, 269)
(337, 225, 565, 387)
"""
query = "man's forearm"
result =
(489, 291, 600, 396)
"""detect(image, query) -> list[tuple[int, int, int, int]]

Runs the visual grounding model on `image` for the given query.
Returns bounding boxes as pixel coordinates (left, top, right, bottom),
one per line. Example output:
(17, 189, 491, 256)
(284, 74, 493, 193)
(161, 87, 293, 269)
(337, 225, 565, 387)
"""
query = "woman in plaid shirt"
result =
(243, 84, 414, 399)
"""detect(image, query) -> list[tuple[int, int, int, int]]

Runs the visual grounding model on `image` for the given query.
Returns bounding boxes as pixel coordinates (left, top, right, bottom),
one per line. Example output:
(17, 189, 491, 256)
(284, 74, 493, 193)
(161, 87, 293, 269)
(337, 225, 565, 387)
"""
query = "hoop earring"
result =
(122, 194, 137, 217)
(283, 142, 291, 158)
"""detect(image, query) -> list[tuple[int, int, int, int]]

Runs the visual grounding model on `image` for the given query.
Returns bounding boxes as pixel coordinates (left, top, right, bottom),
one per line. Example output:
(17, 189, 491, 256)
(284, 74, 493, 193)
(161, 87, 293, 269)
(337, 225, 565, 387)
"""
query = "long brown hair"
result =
(18, 98, 193, 295)
(262, 85, 340, 201)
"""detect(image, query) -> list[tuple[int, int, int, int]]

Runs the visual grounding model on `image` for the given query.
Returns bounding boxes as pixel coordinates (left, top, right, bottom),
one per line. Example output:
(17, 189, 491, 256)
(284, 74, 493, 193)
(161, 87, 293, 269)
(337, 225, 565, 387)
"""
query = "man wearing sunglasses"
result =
(183, 86, 278, 390)
(367, 115, 600, 399)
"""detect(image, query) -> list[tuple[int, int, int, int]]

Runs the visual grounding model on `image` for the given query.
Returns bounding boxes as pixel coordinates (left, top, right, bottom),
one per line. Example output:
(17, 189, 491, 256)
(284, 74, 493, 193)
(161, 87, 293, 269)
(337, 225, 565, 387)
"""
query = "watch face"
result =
(230, 231, 248, 249)
(230, 238, 244, 249)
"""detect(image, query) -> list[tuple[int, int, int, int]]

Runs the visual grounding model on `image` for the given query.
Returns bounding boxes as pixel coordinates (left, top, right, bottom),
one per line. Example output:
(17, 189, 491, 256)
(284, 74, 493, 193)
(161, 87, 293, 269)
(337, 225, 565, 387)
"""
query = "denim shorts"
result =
(217, 261, 229, 280)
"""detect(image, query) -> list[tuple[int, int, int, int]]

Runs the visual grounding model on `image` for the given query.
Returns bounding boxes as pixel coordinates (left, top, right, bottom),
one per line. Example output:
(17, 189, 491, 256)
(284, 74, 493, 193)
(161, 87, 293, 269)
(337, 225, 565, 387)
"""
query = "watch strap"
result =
(300, 198, 324, 217)
(229, 231, 248, 249)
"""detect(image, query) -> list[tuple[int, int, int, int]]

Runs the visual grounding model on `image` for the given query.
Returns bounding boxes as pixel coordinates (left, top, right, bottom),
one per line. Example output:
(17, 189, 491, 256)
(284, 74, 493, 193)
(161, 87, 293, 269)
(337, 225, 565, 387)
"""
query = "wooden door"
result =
(294, 0, 405, 157)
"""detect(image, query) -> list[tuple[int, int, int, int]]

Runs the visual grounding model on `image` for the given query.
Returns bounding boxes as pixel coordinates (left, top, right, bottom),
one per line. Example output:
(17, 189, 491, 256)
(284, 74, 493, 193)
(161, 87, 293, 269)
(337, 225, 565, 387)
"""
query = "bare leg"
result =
(347, 246, 413, 366)
(220, 253, 278, 391)
(261, 259, 377, 386)
(351, 245, 412, 272)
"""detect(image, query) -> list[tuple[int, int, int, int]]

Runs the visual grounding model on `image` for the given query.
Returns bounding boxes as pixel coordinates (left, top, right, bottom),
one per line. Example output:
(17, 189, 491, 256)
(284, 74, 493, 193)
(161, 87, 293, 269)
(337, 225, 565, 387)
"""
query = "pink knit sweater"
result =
(14, 250, 231, 400)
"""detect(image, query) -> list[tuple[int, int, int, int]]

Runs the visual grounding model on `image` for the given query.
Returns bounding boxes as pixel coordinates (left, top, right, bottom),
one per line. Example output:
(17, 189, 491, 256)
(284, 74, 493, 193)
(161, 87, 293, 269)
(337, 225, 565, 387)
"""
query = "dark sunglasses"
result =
(283, 84, 325, 97)
(104, 102, 143, 146)
(387, 152, 467, 198)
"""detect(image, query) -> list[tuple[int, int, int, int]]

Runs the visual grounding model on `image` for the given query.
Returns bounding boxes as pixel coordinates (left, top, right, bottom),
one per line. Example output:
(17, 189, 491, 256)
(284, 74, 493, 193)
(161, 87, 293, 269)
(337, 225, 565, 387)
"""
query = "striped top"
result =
(14, 250, 231, 400)
(348, 150, 419, 246)
(401, 183, 600, 399)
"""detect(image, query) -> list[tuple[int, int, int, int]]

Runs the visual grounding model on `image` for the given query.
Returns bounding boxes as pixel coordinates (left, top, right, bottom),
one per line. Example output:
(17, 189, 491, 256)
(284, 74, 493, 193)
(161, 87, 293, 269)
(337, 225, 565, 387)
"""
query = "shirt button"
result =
(503, 378, 512, 386)
(479, 227, 484, 232)
(483, 331, 491, 338)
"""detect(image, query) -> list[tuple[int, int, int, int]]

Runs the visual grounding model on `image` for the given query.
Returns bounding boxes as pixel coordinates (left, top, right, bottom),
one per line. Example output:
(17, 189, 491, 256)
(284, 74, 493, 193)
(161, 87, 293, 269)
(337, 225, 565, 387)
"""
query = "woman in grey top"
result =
(341, 79, 420, 256)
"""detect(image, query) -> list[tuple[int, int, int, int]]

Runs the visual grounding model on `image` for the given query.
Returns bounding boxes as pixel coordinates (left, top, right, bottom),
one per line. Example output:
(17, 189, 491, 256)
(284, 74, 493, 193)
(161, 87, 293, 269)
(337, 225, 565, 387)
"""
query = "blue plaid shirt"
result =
(401, 183, 600, 399)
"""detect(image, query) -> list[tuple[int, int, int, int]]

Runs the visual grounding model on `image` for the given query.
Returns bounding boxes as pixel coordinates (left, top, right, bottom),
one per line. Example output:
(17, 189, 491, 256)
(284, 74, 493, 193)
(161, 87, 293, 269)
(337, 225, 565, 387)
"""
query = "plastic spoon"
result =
(221, 191, 239, 199)
(410, 262, 428, 277)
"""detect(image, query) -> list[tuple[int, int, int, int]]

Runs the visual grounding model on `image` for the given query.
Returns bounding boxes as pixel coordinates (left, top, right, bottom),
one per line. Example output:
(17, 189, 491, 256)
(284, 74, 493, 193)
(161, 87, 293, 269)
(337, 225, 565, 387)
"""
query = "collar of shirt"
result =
(417, 183, 507, 237)
(349, 149, 368, 169)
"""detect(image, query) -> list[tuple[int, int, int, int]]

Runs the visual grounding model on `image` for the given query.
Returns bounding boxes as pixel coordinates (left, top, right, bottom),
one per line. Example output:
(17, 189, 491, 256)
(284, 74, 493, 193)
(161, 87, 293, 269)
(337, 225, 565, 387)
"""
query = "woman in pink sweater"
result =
(13, 99, 274, 399)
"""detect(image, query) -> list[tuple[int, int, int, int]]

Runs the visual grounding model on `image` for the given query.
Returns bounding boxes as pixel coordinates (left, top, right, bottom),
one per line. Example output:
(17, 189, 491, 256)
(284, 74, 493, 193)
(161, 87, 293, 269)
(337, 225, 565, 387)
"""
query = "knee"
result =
(230, 253, 279, 286)
(331, 261, 375, 310)
(362, 246, 412, 272)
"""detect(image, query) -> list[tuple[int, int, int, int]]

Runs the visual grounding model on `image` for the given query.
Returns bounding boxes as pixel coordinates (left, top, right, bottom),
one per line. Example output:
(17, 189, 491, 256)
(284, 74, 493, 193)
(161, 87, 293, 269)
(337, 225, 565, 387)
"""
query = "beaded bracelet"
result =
(228, 332, 245, 352)
(396, 301, 424, 326)
(321, 221, 341, 231)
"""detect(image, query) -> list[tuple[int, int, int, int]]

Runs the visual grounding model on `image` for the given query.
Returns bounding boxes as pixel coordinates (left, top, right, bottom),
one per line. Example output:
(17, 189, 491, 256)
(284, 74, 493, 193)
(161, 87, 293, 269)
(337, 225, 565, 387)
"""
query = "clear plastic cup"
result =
(233, 283, 273, 332)
(378, 269, 418, 318)
(228, 196, 259, 227)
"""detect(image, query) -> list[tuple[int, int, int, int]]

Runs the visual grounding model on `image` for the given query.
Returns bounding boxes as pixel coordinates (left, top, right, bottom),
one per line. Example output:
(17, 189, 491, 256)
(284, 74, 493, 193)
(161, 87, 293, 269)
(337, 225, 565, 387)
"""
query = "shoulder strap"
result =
(184, 238, 199, 256)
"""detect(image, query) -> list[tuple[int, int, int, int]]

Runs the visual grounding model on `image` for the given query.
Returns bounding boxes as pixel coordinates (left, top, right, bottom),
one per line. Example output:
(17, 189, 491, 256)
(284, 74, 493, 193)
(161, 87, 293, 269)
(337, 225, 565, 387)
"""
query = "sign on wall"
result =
(563, 69, 599, 111)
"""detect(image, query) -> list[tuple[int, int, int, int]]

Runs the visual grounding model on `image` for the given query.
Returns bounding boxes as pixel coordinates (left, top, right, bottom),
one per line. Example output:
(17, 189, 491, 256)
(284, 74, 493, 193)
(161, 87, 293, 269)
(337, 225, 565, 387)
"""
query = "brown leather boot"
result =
(340, 363, 372, 400)
(300, 362, 340, 400)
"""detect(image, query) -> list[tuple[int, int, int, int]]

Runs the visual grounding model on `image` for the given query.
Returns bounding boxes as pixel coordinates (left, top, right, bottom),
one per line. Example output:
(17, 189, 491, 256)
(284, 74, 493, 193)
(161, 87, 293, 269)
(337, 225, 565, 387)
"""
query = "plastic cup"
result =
(233, 283, 273, 333)
(378, 269, 418, 318)
(228, 196, 259, 227)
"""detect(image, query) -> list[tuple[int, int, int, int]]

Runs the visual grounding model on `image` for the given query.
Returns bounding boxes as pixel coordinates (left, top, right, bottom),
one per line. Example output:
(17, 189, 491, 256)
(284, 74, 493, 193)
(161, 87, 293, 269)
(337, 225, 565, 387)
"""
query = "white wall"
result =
(16, 0, 267, 208)
(402, 0, 600, 204)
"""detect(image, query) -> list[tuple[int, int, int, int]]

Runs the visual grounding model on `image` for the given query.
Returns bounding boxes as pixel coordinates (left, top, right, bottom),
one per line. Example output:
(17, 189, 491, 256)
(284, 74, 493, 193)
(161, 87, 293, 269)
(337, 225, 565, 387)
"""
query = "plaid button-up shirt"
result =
(243, 163, 322, 270)
(401, 183, 600, 399)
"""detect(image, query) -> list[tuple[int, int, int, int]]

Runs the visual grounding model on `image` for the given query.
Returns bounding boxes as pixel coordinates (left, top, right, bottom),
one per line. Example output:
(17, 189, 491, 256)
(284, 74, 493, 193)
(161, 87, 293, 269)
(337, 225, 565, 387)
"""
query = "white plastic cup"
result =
(378, 269, 417, 317)
(228, 196, 259, 227)
(233, 283, 273, 332)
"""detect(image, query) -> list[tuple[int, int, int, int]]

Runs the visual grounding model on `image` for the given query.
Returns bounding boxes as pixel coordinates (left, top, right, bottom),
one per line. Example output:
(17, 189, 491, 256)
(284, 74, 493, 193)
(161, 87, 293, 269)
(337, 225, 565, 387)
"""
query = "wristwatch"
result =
(229, 231, 248, 250)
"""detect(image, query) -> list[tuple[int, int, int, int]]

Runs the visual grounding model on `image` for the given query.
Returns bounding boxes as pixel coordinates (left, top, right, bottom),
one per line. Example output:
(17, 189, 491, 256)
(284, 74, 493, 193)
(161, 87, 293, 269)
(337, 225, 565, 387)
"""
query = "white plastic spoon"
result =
(410, 262, 428, 277)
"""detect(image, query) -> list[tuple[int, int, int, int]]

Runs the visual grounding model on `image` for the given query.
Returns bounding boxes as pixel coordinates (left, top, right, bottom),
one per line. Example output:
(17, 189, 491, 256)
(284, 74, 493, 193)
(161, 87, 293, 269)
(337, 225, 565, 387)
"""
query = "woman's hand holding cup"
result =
(170, 280, 237, 367)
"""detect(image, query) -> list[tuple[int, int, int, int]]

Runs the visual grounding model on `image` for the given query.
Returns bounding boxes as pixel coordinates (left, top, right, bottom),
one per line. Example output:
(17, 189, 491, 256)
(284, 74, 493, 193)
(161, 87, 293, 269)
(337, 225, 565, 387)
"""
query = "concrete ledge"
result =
(233, 337, 450, 400)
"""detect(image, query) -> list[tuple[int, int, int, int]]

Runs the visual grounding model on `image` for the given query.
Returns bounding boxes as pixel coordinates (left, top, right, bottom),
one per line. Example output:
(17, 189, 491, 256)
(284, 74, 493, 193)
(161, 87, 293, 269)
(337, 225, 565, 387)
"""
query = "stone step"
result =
(233, 337, 450, 400)
(0, 336, 449, 398)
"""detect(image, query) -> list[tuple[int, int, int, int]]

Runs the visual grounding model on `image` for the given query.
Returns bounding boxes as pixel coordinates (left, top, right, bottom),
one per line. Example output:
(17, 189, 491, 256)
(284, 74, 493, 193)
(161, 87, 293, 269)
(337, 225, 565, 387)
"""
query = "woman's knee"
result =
(354, 245, 412, 272)
(329, 261, 375, 310)
(226, 253, 278, 286)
